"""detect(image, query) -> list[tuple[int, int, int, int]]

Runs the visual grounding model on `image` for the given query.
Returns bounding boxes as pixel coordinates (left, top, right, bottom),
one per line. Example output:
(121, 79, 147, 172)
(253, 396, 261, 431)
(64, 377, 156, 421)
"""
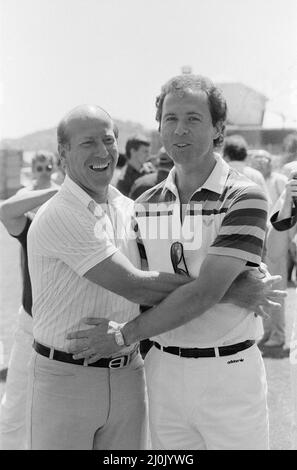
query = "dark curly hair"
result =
(155, 74, 227, 147)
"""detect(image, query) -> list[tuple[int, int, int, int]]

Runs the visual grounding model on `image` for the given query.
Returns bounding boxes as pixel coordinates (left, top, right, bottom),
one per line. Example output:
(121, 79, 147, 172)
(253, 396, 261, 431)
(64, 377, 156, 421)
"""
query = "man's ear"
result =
(213, 121, 224, 141)
(58, 144, 67, 168)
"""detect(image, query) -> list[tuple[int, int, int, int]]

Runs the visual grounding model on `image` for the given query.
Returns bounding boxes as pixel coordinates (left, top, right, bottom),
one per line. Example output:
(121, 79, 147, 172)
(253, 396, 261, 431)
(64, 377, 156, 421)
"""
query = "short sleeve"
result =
(270, 207, 297, 232)
(208, 187, 268, 266)
(31, 204, 119, 276)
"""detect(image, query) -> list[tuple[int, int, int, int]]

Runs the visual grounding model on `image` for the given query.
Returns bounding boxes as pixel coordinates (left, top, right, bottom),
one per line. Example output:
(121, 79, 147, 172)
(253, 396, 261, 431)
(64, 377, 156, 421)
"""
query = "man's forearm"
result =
(122, 255, 249, 345)
(278, 193, 294, 221)
(122, 270, 192, 305)
(265, 224, 288, 262)
(0, 188, 58, 220)
(122, 279, 220, 344)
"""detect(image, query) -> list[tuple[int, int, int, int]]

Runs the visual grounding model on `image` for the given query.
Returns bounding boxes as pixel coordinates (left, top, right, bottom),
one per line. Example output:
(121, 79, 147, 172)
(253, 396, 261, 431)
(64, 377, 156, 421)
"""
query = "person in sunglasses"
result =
(68, 76, 286, 450)
(0, 150, 60, 449)
(29, 150, 59, 189)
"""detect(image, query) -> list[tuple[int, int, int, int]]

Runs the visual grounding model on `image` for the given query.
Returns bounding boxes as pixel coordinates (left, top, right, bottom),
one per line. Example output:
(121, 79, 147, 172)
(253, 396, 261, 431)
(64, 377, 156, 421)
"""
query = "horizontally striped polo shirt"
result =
(28, 175, 140, 351)
(135, 154, 268, 348)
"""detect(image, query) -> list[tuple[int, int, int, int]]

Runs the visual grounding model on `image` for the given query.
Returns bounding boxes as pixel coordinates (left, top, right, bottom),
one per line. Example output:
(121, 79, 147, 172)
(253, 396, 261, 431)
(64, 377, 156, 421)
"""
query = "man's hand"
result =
(222, 269, 287, 318)
(66, 318, 124, 363)
(286, 171, 297, 204)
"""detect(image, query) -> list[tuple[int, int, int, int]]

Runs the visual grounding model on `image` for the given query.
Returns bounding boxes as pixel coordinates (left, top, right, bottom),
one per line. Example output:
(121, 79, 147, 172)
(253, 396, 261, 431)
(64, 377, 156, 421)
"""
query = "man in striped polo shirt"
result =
(68, 76, 284, 449)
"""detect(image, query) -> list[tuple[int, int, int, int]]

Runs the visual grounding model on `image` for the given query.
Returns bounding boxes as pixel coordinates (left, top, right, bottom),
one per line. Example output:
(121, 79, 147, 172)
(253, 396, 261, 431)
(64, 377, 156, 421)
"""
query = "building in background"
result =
(0, 78, 296, 193)
(0, 149, 23, 199)
(217, 82, 267, 127)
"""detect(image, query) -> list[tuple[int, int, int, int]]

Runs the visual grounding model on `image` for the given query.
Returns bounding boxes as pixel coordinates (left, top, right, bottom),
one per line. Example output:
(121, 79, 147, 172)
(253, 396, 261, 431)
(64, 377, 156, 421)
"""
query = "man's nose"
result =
(94, 142, 109, 158)
(174, 121, 188, 136)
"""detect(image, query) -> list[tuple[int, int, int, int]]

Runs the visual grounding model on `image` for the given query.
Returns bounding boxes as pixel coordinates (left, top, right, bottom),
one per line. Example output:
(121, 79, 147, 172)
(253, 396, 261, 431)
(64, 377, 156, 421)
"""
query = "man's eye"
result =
(104, 139, 114, 145)
(82, 141, 92, 146)
(165, 116, 176, 122)
(189, 116, 201, 122)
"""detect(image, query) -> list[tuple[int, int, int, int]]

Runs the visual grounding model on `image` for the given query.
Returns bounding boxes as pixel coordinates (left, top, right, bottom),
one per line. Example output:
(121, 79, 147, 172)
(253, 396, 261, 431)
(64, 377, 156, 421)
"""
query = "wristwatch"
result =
(114, 328, 125, 347)
(109, 321, 127, 346)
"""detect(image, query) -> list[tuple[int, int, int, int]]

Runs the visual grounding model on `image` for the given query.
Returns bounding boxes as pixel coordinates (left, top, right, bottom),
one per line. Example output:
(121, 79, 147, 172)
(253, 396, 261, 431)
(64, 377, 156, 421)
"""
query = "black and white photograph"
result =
(0, 0, 297, 453)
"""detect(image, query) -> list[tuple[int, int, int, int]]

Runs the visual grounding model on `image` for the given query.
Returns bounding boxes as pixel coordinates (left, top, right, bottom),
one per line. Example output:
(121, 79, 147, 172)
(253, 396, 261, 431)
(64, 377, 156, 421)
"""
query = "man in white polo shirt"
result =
(27, 104, 196, 450)
(67, 76, 285, 450)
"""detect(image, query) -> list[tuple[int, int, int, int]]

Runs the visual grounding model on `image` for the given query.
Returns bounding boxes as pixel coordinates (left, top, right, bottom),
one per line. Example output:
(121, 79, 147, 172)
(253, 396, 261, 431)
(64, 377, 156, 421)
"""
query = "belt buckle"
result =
(109, 355, 128, 369)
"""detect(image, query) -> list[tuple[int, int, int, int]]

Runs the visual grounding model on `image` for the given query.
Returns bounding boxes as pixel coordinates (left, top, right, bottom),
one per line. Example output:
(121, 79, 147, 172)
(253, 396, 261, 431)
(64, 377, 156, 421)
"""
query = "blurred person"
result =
(249, 150, 289, 352)
(129, 147, 174, 200)
(0, 179, 59, 449)
(267, 171, 297, 446)
(283, 160, 297, 179)
(223, 135, 270, 202)
(30, 150, 59, 190)
(250, 150, 287, 210)
(282, 133, 297, 181)
(282, 132, 297, 167)
(116, 135, 154, 196)
(110, 152, 126, 187)
(279, 137, 297, 281)
(68, 76, 286, 450)
(51, 155, 66, 185)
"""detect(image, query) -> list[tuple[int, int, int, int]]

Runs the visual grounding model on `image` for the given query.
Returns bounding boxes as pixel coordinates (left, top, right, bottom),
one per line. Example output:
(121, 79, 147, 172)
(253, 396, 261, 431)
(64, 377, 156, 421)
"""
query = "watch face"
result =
(115, 330, 124, 346)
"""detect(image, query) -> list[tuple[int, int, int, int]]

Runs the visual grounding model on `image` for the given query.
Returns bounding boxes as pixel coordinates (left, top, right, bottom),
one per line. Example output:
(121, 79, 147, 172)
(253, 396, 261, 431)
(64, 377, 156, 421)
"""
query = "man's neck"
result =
(84, 185, 109, 204)
(128, 157, 142, 172)
(175, 156, 217, 204)
(67, 174, 109, 204)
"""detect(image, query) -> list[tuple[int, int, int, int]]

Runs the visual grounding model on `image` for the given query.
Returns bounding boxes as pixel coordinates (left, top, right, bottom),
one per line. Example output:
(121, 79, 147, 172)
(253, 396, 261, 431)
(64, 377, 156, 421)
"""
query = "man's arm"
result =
(68, 254, 284, 360)
(270, 172, 297, 230)
(67, 184, 285, 358)
(0, 188, 59, 235)
(267, 173, 297, 259)
(121, 255, 267, 344)
(84, 250, 191, 306)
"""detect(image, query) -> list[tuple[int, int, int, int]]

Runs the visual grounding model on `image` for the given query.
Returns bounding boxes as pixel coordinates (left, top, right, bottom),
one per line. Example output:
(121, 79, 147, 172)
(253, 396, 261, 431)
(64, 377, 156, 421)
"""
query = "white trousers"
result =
(145, 343, 269, 450)
(0, 307, 33, 450)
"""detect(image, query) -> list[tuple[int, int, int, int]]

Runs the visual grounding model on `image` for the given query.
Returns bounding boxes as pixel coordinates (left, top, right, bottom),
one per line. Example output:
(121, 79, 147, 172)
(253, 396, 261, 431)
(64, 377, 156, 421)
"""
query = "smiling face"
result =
(59, 107, 118, 201)
(160, 90, 220, 173)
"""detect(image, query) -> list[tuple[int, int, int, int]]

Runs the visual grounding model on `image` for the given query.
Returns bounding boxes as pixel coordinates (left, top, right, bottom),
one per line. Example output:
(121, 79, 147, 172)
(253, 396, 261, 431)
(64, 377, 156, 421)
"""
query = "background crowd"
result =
(0, 124, 297, 449)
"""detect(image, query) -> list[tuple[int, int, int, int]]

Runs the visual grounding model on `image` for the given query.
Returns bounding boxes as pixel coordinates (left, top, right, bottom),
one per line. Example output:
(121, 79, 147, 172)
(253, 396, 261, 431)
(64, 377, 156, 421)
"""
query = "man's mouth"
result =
(174, 143, 190, 148)
(89, 162, 111, 172)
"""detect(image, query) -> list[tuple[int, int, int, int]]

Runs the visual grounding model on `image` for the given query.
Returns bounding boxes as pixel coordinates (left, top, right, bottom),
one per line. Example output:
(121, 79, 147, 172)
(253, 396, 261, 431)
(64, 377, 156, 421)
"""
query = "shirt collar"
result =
(163, 153, 230, 199)
(227, 160, 245, 171)
(62, 175, 123, 209)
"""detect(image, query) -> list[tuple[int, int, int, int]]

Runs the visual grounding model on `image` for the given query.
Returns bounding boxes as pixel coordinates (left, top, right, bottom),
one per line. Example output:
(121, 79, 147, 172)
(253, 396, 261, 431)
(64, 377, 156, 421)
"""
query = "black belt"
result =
(33, 340, 138, 369)
(153, 340, 255, 358)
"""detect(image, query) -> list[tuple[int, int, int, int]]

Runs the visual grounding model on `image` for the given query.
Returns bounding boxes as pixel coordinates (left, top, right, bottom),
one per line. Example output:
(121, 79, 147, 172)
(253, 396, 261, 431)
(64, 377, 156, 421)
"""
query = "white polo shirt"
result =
(135, 155, 268, 348)
(28, 175, 140, 351)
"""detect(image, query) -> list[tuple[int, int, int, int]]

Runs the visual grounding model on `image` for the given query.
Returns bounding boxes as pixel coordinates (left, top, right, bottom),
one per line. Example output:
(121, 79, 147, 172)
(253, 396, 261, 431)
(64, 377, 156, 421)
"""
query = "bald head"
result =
(57, 105, 118, 148)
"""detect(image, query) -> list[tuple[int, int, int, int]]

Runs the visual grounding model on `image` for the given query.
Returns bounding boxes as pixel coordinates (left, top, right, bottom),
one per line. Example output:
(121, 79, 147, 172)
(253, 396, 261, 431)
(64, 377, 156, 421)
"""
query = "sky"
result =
(1, 0, 297, 139)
